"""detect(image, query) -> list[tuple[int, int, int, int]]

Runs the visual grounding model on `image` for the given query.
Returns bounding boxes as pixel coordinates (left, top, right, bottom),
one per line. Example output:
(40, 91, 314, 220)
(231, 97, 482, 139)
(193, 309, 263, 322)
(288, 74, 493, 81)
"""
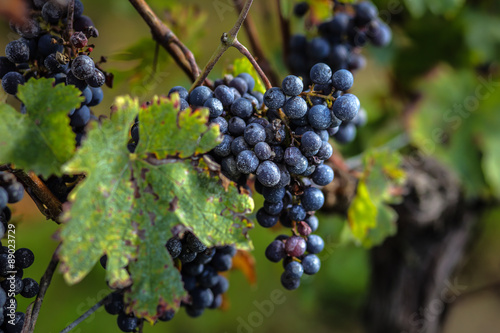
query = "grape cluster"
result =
(0, 0, 105, 146)
(287, 1, 392, 85)
(167, 232, 234, 318)
(0, 172, 40, 333)
(102, 291, 142, 333)
(101, 232, 234, 331)
(130, 65, 359, 291)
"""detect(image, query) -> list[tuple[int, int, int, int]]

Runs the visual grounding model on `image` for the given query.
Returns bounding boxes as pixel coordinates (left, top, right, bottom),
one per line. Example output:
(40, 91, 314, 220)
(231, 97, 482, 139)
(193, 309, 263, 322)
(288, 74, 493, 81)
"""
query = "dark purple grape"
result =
(265, 240, 286, 262)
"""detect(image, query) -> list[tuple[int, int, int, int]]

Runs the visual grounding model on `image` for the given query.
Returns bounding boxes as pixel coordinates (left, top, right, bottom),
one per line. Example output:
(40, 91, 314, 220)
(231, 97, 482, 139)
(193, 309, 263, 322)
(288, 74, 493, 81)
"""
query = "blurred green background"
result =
(2, 0, 500, 332)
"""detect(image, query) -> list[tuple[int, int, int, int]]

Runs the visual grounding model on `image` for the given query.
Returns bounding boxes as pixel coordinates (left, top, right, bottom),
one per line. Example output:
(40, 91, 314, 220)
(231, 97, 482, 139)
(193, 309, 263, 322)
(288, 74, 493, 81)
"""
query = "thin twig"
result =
(232, 40, 272, 89)
(232, 0, 279, 86)
(189, 0, 259, 91)
(228, 0, 254, 37)
(59, 293, 112, 333)
(7, 168, 62, 223)
(22, 244, 61, 333)
(66, 0, 75, 39)
(189, 41, 230, 92)
(128, 0, 205, 83)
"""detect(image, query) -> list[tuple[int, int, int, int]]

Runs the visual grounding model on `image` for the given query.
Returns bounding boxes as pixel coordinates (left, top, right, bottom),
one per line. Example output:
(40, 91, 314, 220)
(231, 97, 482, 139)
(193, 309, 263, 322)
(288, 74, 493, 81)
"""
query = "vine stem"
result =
(0, 166, 63, 223)
(232, 0, 279, 86)
(232, 40, 272, 89)
(128, 0, 206, 84)
(59, 293, 112, 333)
(276, 0, 290, 66)
(189, 0, 272, 92)
(22, 244, 61, 333)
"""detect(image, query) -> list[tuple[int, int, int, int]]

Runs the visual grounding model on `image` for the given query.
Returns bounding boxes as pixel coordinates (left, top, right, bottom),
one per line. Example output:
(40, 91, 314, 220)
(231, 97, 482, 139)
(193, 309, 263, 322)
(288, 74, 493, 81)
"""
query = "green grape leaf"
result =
(347, 148, 406, 247)
(0, 78, 82, 176)
(135, 94, 221, 158)
(347, 180, 377, 241)
(403, 0, 426, 18)
(59, 96, 253, 322)
(483, 133, 500, 198)
(364, 204, 398, 248)
(403, 0, 465, 17)
(229, 57, 266, 94)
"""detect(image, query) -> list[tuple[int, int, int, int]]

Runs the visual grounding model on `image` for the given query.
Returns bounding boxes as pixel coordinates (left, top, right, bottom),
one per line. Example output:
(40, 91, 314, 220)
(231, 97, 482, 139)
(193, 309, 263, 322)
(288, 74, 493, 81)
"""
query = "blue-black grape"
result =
(229, 77, 248, 95)
(231, 136, 250, 156)
(210, 117, 228, 134)
(254, 141, 272, 160)
(263, 87, 286, 109)
(284, 96, 308, 119)
(280, 271, 301, 290)
(310, 63, 332, 85)
(306, 235, 325, 254)
(334, 122, 357, 144)
(263, 200, 283, 216)
(71, 55, 95, 80)
(204, 98, 223, 118)
(213, 134, 233, 157)
(5, 40, 30, 63)
(231, 97, 253, 119)
(168, 86, 189, 100)
(228, 117, 246, 136)
(1, 71, 24, 95)
(332, 93, 360, 122)
(86, 68, 105, 88)
(284, 261, 304, 279)
(301, 187, 325, 212)
(237, 73, 255, 92)
(214, 84, 234, 107)
(236, 150, 259, 174)
(265, 240, 286, 262)
(189, 86, 213, 107)
(244, 123, 266, 146)
(302, 254, 321, 275)
(256, 208, 279, 228)
(332, 69, 354, 91)
(117, 312, 138, 332)
(311, 164, 334, 186)
(262, 186, 286, 203)
(211, 253, 232, 271)
(256, 160, 281, 187)
(281, 75, 303, 96)
(308, 104, 332, 130)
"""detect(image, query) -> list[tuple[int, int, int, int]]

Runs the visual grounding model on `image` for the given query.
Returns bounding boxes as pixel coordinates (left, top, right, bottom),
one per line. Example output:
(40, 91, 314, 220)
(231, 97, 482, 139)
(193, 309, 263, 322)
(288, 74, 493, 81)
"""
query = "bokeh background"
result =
(1, 0, 500, 332)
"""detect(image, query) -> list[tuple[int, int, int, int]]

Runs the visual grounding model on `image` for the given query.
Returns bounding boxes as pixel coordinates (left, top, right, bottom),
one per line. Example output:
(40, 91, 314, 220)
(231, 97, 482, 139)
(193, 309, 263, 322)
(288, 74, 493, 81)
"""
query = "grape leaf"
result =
(347, 148, 405, 247)
(135, 94, 220, 158)
(0, 78, 82, 176)
(347, 180, 377, 241)
(59, 96, 253, 321)
(403, 0, 464, 18)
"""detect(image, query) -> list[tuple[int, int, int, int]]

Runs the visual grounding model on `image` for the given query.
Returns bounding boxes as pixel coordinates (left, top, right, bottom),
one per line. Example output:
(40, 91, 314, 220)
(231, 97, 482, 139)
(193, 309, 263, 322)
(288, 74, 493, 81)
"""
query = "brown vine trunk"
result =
(363, 156, 479, 333)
